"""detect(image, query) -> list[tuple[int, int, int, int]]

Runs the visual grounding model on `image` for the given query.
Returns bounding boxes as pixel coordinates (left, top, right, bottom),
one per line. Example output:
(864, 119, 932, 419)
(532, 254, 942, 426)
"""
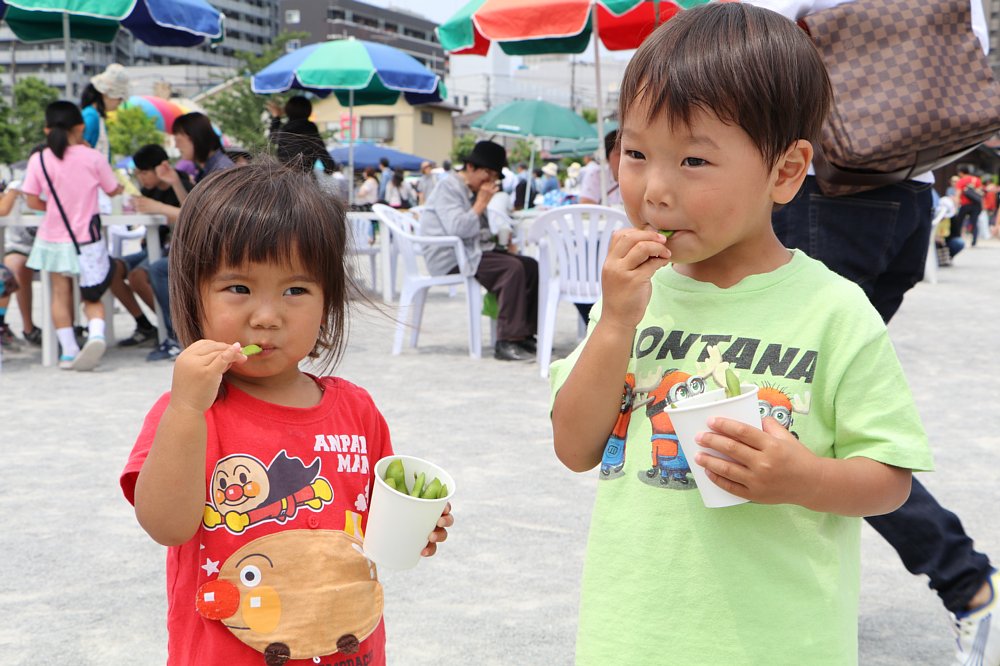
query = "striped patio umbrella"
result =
(438, 0, 727, 203)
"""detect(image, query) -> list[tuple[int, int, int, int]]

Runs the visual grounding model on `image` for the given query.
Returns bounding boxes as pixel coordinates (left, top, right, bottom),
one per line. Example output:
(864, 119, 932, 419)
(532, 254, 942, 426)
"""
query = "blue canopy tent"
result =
(329, 143, 430, 172)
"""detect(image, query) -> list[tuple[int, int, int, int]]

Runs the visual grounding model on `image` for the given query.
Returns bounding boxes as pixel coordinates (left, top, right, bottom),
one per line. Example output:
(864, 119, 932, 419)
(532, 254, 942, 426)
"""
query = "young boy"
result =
(550, 5, 933, 664)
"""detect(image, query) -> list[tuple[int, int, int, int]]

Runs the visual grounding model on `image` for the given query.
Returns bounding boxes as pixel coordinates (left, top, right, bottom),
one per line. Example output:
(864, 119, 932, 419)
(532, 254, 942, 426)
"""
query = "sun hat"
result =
(542, 162, 559, 177)
(567, 162, 582, 178)
(90, 64, 129, 100)
(465, 141, 507, 174)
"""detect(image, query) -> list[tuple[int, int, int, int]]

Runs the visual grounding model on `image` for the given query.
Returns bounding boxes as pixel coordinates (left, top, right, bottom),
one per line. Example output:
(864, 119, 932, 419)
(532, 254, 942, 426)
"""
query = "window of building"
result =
(355, 14, 379, 29)
(285, 9, 300, 24)
(420, 111, 434, 126)
(360, 116, 395, 142)
(286, 39, 301, 53)
(403, 27, 426, 40)
(329, 9, 346, 21)
(383, 22, 398, 33)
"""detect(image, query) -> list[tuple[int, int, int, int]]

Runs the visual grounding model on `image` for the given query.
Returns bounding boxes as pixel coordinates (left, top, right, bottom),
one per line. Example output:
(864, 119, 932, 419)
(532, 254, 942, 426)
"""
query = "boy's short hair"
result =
(619, 3, 832, 170)
(169, 159, 352, 369)
(133, 144, 169, 171)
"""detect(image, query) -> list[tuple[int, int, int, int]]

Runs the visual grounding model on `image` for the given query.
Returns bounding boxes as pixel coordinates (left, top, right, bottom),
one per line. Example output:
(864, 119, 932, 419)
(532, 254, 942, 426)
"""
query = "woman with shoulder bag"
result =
(20, 101, 123, 371)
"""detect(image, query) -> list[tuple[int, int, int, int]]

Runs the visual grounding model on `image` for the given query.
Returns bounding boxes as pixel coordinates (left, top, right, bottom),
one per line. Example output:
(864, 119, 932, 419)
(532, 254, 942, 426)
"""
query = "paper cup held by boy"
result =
(665, 384, 760, 509)
(364, 455, 455, 570)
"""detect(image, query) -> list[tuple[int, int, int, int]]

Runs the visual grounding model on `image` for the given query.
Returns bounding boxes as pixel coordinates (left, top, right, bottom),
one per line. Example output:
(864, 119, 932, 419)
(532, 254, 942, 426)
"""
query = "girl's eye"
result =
(285, 286, 308, 296)
(682, 157, 707, 167)
(624, 149, 645, 160)
(226, 285, 250, 294)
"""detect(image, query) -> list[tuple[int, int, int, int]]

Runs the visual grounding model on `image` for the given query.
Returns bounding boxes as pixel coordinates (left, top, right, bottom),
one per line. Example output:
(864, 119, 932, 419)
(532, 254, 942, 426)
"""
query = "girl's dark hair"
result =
(391, 171, 404, 186)
(619, 3, 832, 171)
(169, 158, 353, 371)
(285, 95, 312, 121)
(363, 166, 377, 179)
(79, 83, 106, 118)
(172, 112, 223, 164)
(45, 100, 85, 160)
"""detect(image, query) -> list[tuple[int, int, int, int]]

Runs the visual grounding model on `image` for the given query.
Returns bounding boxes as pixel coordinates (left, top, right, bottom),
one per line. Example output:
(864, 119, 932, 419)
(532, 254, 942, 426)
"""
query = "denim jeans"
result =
(773, 176, 992, 613)
(148, 255, 173, 338)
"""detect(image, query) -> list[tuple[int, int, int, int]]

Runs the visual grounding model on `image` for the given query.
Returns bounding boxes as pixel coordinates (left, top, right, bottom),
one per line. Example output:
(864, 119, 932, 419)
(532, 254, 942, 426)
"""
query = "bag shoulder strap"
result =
(39, 151, 80, 254)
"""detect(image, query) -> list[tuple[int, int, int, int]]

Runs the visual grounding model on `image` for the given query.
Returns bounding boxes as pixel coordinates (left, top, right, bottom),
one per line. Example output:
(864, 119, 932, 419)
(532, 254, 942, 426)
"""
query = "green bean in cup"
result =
(659, 230, 675, 239)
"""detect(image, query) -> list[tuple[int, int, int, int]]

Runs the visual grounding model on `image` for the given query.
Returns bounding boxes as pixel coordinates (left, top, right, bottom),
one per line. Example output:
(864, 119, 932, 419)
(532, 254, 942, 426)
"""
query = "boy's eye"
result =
(682, 157, 708, 167)
(624, 149, 645, 160)
(226, 285, 250, 294)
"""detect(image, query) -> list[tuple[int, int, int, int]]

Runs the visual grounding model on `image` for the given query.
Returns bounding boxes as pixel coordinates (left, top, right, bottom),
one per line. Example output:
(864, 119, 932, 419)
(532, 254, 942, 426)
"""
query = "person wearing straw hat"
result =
(421, 140, 539, 362)
(539, 162, 560, 194)
(80, 63, 129, 162)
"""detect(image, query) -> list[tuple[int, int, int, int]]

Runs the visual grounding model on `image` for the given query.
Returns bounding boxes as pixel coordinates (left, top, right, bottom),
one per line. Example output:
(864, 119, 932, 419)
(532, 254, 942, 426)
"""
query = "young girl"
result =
(119, 160, 452, 665)
(21, 101, 123, 370)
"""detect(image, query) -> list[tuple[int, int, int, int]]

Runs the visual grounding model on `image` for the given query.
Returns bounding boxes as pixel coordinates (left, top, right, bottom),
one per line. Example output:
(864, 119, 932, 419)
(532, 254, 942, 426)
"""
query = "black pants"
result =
(953, 202, 982, 247)
(474, 251, 538, 342)
(773, 177, 992, 613)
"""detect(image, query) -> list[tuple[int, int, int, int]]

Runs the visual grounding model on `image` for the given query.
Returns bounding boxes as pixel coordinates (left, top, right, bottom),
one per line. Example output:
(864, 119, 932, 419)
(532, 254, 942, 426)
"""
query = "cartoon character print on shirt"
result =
(599, 373, 636, 479)
(196, 515, 383, 665)
(757, 384, 811, 439)
(203, 451, 334, 535)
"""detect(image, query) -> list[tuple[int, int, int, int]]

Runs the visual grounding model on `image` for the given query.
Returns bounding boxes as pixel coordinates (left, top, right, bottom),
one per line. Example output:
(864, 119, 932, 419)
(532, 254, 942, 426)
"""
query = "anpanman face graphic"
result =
(212, 455, 270, 512)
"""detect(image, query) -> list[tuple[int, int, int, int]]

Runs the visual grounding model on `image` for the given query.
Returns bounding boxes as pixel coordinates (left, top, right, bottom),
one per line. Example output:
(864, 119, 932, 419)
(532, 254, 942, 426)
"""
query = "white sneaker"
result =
(954, 570, 1000, 666)
(71, 336, 106, 372)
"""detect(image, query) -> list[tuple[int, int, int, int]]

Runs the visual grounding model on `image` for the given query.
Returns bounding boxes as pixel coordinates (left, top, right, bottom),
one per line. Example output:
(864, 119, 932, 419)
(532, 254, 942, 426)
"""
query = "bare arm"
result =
(697, 416, 913, 517)
(133, 340, 248, 545)
(552, 228, 672, 472)
(25, 194, 46, 211)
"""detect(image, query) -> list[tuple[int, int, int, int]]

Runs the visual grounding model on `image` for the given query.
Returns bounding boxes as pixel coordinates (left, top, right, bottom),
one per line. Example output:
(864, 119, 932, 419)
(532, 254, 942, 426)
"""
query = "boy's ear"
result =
(771, 139, 813, 205)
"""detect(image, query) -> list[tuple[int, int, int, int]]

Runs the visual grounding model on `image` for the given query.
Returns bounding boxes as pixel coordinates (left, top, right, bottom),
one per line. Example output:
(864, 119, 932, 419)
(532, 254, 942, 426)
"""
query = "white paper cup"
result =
(665, 384, 760, 508)
(363, 455, 455, 570)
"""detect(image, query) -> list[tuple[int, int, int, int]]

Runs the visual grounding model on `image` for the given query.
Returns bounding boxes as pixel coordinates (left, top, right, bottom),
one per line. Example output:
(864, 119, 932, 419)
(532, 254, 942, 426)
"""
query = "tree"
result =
(580, 107, 597, 124)
(507, 139, 534, 166)
(451, 133, 477, 163)
(201, 31, 308, 153)
(108, 106, 163, 162)
(9, 76, 59, 161)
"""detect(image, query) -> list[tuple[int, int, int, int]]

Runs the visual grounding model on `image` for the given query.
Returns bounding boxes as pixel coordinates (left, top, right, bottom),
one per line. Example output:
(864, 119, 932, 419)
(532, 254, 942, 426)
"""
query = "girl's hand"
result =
(169, 340, 247, 414)
(600, 228, 671, 330)
(694, 416, 821, 506)
(420, 502, 453, 558)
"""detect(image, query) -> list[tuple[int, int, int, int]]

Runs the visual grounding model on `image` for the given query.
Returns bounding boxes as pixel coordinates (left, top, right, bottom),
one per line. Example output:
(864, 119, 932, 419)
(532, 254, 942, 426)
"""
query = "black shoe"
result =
(117, 325, 157, 347)
(22, 327, 42, 346)
(516, 336, 537, 354)
(494, 340, 533, 361)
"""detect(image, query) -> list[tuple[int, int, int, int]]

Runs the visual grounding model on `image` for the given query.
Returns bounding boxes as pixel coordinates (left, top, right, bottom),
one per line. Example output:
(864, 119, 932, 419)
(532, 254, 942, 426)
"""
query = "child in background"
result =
(550, 5, 933, 664)
(0, 183, 24, 350)
(119, 161, 452, 665)
(21, 101, 123, 370)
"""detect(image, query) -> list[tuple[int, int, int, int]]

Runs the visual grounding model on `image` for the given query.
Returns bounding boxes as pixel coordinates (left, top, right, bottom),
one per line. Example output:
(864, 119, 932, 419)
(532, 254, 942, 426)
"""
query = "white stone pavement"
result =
(0, 239, 998, 664)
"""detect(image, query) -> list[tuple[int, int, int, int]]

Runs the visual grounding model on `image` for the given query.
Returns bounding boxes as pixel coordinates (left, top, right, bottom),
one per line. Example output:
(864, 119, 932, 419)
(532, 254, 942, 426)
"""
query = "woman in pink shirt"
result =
(21, 101, 122, 370)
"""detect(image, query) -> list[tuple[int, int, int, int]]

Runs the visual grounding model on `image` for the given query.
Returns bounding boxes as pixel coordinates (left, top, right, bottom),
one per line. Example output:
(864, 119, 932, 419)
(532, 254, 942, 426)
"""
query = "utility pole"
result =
(569, 55, 576, 111)
(484, 73, 491, 109)
(9, 42, 15, 108)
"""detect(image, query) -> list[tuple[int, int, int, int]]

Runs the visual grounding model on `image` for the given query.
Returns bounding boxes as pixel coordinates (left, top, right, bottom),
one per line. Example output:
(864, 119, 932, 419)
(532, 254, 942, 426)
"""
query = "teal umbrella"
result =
(472, 99, 596, 205)
(550, 121, 619, 157)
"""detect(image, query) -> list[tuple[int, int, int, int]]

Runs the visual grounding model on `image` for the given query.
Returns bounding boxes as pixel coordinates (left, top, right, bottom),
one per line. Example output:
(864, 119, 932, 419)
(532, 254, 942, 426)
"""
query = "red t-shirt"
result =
(956, 174, 983, 207)
(121, 376, 392, 666)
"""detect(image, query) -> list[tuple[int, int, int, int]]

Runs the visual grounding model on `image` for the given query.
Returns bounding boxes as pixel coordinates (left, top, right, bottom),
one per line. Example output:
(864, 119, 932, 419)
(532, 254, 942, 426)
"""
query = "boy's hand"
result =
(694, 416, 821, 506)
(170, 340, 248, 414)
(600, 228, 671, 329)
(134, 196, 165, 215)
(420, 502, 453, 558)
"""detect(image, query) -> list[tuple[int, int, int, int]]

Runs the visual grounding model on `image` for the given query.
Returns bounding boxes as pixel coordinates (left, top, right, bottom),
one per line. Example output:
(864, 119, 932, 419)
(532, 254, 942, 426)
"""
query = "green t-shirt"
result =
(549, 251, 933, 665)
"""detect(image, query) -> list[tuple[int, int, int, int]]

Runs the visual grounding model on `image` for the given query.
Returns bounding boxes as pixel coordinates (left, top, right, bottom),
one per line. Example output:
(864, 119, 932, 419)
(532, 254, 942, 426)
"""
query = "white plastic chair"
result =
(372, 204, 485, 358)
(346, 212, 379, 292)
(525, 204, 631, 377)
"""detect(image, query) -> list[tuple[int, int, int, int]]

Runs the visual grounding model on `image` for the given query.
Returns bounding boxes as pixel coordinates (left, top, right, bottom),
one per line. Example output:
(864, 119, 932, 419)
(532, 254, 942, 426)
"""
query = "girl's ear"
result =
(771, 139, 813, 205)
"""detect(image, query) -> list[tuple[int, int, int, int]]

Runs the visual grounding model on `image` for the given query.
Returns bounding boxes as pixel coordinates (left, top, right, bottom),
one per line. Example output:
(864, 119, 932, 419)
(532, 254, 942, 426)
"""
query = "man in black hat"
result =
(420, 140, 539, 361)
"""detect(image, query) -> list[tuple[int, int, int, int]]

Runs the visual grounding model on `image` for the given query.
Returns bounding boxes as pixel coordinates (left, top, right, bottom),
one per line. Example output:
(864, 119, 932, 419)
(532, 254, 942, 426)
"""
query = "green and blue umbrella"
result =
(0, 0, 224, 46)
(252, 38, 447, 200)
